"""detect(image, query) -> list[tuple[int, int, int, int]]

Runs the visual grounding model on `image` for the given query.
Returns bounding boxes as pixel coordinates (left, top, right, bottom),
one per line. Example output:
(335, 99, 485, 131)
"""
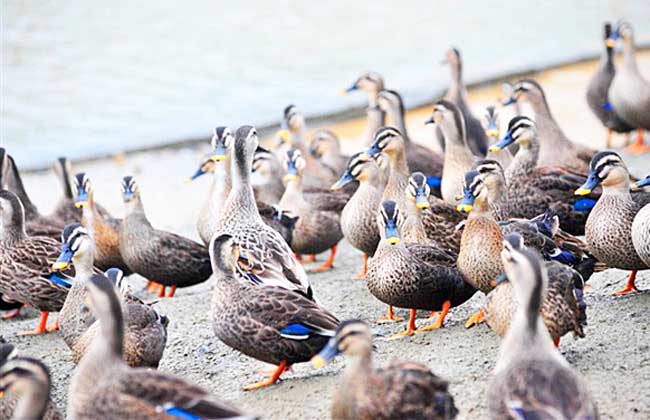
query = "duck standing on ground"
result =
(632, 175, 650, 267)
(119, 176, 212, 298)
(215, 125, 313, 299)
(311, 320, 458, 420)
(278, 149, 343, 272)
(332, 153, 383, 279)
(68, 272, 252, 419)
(608, 20, 650, 153)
(586, 22, 634, 148)
(502, 79, 596, 172)
(211, 234, 338, 390)
(441, 47, 488, 157)
(575, 151, 650, 295)
(0, 190, 72, 335)
(488, 234, 598, 419)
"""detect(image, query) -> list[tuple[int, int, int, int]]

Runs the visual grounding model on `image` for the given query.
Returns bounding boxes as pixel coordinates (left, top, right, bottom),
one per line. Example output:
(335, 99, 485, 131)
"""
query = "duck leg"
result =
(310, 245, 337, 273)
(624, 130, 650, 154)
(464, 308, 485, 328)
(612, 271, 639, 296)
(417, 301, 451, 332)
(243, 360, 288, 391)
(17, 311, 52, 336)
(376, 306, 405, 323)
(553, 338, 560, 347)
(353, 254, 368, 279)
(167, 286, 177, 298)
(389, 309, 417, 339)
(157, 284, 166, 298)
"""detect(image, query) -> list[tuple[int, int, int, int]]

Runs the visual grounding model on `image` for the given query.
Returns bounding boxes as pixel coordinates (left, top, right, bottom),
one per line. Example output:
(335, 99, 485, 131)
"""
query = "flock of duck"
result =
(1, 19, 649, 420)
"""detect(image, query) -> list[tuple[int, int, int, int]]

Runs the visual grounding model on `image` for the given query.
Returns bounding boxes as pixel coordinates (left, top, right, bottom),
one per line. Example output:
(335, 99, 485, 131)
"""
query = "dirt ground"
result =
(3, 53, 650, 419)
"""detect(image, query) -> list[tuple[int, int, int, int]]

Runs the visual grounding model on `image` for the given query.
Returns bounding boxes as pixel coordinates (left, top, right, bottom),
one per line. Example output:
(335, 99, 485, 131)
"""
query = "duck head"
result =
(576, 151, 629, 195)
(424, 100, 466, 145)
(72, 173, 93, 209)
(52, 223, 92, 271)
(631, 174, 650, 191)
(457, 170, 487, 213)
(501, 79, 547, 107)
(501, 233, 546, 312)
(407, 172, 431, 210)
(331, 152, 375, 190)
(343, 71, 384, 97)
(187, 155, 217, 182)
(378, 200, 403, 246)
(489, 116, 536, 152)
(0, 356, 52, 419)
(365, 126, 404, 160)
(283, 149, 306, 185)
(375, 89, 404, 114)
(210, 126, 234, 163)
(312, 319, 372, 368)
(482, 106, 500, 139)
(120, 176, 140, 203)
(310, 129, 341, 159)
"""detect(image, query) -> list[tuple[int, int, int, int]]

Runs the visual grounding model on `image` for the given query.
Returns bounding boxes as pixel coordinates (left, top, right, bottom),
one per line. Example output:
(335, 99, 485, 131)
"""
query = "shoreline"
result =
(20, 44, 650, 174)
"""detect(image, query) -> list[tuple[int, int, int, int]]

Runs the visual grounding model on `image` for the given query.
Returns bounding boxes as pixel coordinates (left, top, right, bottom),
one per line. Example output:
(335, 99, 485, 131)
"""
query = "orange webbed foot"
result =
(612, 271, 639, 296)
(418, 301, 451, 332)
(464, 308, 485, 329)
(309, 246, 337, 273)
(389, 309, 417, 340)
(244, 361, 288, 391)
(17, 312, 52, 336)
(376, 306, 405, 323)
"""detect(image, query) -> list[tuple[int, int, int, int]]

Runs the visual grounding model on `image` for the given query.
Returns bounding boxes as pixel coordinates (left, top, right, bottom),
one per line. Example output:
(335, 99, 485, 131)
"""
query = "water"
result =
(2, 0, 650, 169)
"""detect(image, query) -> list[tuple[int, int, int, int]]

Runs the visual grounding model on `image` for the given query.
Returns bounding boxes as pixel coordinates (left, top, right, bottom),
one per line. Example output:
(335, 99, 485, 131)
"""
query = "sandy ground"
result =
(3, 52, 650, 419)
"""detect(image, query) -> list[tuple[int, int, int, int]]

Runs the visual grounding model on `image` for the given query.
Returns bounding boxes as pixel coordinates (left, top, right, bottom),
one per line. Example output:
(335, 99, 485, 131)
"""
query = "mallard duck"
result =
(0, 344, 63, 420)
(632, 175, 650, 267)
(489, 116, 599, 235)
(441, 47, 488, 157)
(365, 127, 464, 253)
(343, 72, 386, 145)
(119, 176, 212, 298)
(576, 151, 650, 295)
(332, 153, 382, 278)
(278, 149, 343, 272)
(210, 233, 338, 390)
(488, 234, 598, 419)
(311, 320, 458, 420)
(366, 200, 476, 338)
(54, 224, 168, 367)
(425, 100, 477, 205)
(586, 22, 634, 148)
(69, 272, 252, 419)
(376, 89, 444, 193)
(502, 79, 596, 172)
(309, 129, 349, 176)
(72, 172, 131, 274)
(0, 190, 71, 335)
(215, 125, 313, 299)
(608, 20, 650, 153)
(482, 106, 513, 169)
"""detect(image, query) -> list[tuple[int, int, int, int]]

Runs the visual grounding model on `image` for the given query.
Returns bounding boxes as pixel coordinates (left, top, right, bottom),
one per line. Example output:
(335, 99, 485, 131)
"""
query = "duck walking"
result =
(311, 320, 458, 420)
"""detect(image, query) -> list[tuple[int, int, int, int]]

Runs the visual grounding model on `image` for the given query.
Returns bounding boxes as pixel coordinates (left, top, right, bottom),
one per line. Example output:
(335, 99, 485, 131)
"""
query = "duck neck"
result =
(343, 352, 373, 390)
(467, 197, 492, 220)
(124, 196, 151, 228)
(507, 138, 539, 180)
(73, 251, 95, 283)
(0, 216, 26, 246)
(441, 119, 472, 166)
(447, 61, 464, 101)
(212, 159, 232, 208)
(13, 380, 49, 420)
(622, 38, 638, 71)
(603, 44, 615, 71)
(383, 150, 410, 202)
(279, 178, 308, 212)
(366, 106, 386, 146)
(228, 155, 258, 219)
(385, 102, 410, 143)
(5, 159, 39, 220)
(290, 126, 309, 151)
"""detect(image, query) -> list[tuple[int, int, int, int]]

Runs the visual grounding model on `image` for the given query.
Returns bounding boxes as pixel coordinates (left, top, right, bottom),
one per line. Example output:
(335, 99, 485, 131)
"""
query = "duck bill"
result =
(210, 144, 228, 162)
(365, 143, 382, 159)
(488, 132, 514, 153)
(456, 189, 476, 213)
(123, 189, 135, 202)
(283, 164, 299, 184)
(501, 96, 517, 106)
(575, 172, 600, 196)
(415, 192, 430, 210)
(52, 244, 74, 271)
(331, 171, 354, 190)
(493, 272, 508, 287)
(384, 223, 400, 245)
(485, 122, 499, 138)
(187, 166, 207, 182)
(276, 129, 290, 142)
(424, 116, 435, 125)
(311, 337, 340, 369)
(74, 189, 89, 209)
(606, 31, 619, 48)
(631, 177, 650, 191)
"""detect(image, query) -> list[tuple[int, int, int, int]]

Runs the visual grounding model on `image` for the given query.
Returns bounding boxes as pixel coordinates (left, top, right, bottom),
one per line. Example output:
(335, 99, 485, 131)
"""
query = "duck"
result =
(252, 144, 286, 204)
(366, 200, 476, 338)
(332, 152, 382, 279)
(632, 174, 650, 267)
(487, 233, 598, 419)
(72, 172, 131, 274)
(311, 320, 458, 420)
(365, 127, 464, 253)
(54, 223, 168, 367)
(279, 149, 343, 272)
(215, 125, 313, 299)
(502, 79, 596, 172)
(425, 100, 477, 205)
(489, 116, 599, 235)
(192, 127, 298, 247)
(343, 71, 386, 146)
(210, 233, 339, 390)
(586, 22, 634, 148)
(0, 190, 72, 335)
(441, 47, 488, 157)
(0, 343, 63, 420)
(376, 89, 444, 193)
(575, 151, 650, 295)
(119, 176, 212, 298)
(309, 129, 349, 176)
(482, 106, 513, 169)
(607, 20, 650, 153)
(68, 271, 253, 419)
(274, 105, 339, 188)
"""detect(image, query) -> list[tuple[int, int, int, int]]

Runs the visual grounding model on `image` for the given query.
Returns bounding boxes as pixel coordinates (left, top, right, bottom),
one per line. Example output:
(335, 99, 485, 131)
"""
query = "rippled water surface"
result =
(2, 0, 650, 168)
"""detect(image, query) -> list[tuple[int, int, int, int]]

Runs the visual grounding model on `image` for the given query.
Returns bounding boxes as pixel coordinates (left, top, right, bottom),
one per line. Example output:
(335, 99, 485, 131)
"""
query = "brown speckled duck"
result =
(575, 151, 650, 295)
(309, 129, 349, 176)
(311, 320, 458, 420)
(488, 234, 598, 419)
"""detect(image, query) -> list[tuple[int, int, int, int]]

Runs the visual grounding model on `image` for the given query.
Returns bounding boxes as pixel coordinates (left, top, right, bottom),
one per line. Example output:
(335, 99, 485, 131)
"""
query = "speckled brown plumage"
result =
(459, 216, 503, 294)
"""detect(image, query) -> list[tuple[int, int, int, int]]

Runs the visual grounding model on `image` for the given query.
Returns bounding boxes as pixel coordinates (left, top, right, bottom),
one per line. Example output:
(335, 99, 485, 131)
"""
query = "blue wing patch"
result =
(48, 273, 72, 288)
(574, 198, 596, 212)
(427, 176, 442, 188)
(601, 101, 614, 112)
(279, 323, 312, 340)
(548, 248, 578, 265)
(164, 407, 201, 420)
